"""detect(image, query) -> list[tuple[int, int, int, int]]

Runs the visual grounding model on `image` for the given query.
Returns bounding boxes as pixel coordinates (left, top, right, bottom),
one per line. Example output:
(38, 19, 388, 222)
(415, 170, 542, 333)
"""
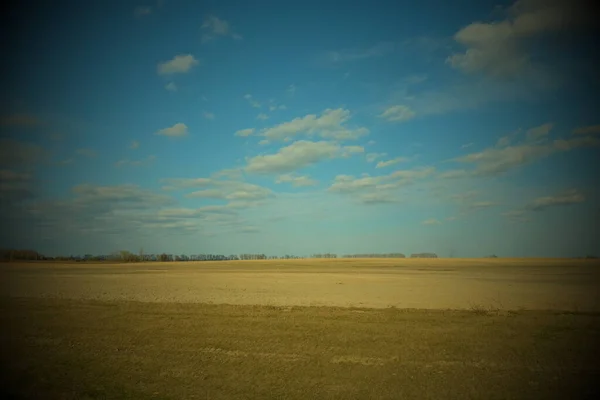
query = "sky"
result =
(1, 0, 599, 257)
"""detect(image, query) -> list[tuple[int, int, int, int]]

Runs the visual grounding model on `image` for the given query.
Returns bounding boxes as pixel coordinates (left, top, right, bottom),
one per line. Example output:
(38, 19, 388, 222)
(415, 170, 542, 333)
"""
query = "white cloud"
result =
(275, 174, 318, 187)
(187, 181, 273, 203)
(388, 167, 435, 180)
(260, 108, 368, 142)
(341, 145, 364, 157)
(328, 166, 434, 205)
(502, 188, 586, 222)
(437, 169, 470, 180)
(366, 152, 386, 163)
(165, 82, 177, 92)
(201, 15, 242, 43)
(452, 128, 600, 176)
(258, 139, 269, 146)
(525, 189, 585, 211)
(202, 111, 215, 120)
(130, 140, 140, 150)
(447, 0, 593, 78)
(375, 157, 410, 168)
(245, 140, 344, 174)
(155, 123, 189, 137)
(367, 140, 376, 145)
(256, 113, 269, 121)
(235, 128, 255, 137)
(378, 105, 416, 122)
(572, 124, 600, 135)
(525, 122, 553, 141)
(287, 84, 296, 96)
(422, 218, 441, 225)
(461, 142, 474, 149)
(157, 54, 200, 75)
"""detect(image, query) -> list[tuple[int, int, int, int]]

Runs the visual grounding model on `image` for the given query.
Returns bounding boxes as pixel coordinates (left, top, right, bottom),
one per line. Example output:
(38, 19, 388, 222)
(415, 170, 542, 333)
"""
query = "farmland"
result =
(1, 258, 600, 399)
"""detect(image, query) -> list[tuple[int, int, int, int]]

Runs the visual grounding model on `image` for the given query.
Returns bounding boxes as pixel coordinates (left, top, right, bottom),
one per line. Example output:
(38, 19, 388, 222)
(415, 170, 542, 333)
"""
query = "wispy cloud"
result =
(325, 42, 396, 64)
(378, 105, 416, 122)
(375, 157, 411, 168)
(202, 111, 215, 120)
(165, 82, 177, 92)
(572, 124, 600, 135)
(201, 15, 242, 43)
(256, 113, 269, 121)
(244, 94, 261, 108)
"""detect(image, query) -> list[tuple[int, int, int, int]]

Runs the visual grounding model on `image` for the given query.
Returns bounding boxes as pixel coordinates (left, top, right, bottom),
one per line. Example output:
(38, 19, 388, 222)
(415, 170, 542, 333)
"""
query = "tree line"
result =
(0, 249, 429, 262)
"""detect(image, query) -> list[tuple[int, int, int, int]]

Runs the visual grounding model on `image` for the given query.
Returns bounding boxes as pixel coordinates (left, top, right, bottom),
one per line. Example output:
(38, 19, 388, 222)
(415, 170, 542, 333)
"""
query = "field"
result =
(1, 258, 600, 399)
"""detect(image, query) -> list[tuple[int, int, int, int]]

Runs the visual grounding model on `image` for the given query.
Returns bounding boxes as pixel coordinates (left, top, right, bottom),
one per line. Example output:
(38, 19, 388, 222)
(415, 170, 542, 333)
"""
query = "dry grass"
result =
(1, 296, 600, 399)
(2, 258, 599, 311)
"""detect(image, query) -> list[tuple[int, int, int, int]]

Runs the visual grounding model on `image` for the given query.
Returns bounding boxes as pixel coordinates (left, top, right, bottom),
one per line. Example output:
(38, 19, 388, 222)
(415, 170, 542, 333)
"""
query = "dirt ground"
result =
(2, 258, 599, 311)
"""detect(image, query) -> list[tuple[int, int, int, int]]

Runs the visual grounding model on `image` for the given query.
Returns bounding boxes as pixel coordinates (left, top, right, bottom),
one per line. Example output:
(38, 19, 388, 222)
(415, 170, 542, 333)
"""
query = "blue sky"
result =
(1, 0, 599, 257)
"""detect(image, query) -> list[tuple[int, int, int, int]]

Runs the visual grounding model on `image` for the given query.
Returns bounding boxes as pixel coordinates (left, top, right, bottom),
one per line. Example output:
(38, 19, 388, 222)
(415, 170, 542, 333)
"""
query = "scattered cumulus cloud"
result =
(328, 166, 434, 205)
(256, 113, 269, 121)
(447, 0, 594, 78)
(275, 174, 319, 187)
(366, 152, 386, 163)
(449, 124, 600, 176)
(155, 123, 189, 137)
(235, 128, 254, 137)
(422, 218, 442, 225)
(157, 54, 200, 75)
(244, 140, 351, 174)
(259, 108, 369, 142)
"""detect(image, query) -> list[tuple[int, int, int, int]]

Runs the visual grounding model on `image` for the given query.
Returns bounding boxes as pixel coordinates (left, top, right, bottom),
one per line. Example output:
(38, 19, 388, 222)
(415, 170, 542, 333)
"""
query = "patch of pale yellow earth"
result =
(1, 258, 599, 311)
